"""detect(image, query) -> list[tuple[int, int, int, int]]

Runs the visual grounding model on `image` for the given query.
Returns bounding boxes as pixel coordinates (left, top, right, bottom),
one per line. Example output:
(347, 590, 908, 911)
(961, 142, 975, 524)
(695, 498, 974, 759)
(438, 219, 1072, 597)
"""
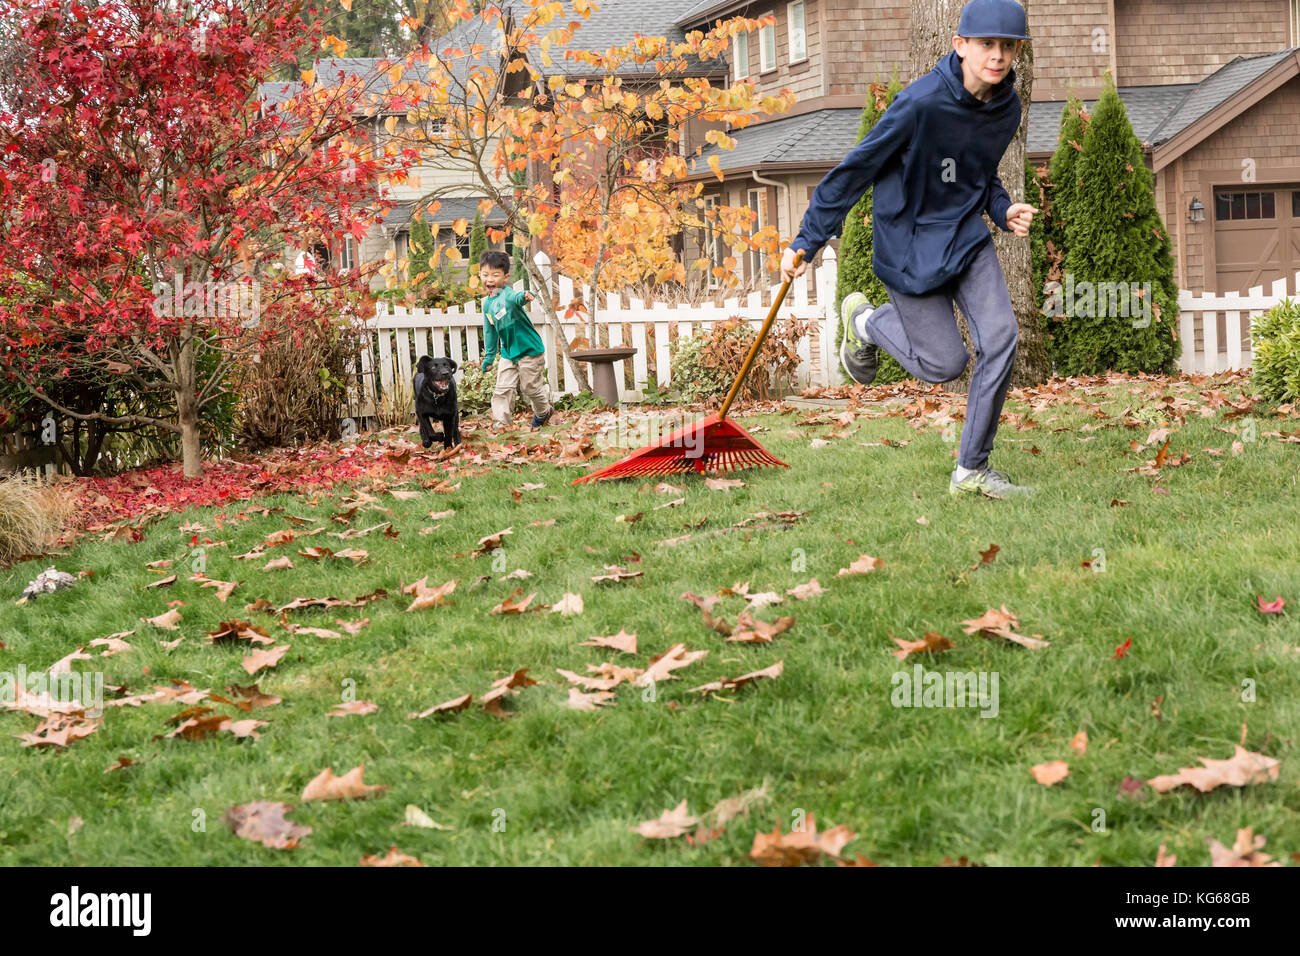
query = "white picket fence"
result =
(346, 249, 841, 416)
(343, 254, 1298, 418)
(1177, 272, 1300, 374)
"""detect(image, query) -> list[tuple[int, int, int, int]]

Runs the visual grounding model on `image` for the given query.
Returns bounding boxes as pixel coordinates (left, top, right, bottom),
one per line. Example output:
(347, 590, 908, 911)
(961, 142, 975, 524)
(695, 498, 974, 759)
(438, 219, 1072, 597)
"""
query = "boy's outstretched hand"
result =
(1006, 203, 1038, 238)
(780, 247, 808, 282)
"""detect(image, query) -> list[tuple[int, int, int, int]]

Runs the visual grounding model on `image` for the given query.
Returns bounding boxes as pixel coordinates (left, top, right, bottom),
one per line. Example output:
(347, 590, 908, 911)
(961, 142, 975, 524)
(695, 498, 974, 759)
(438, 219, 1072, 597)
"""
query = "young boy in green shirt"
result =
(478, 250, 555, 430)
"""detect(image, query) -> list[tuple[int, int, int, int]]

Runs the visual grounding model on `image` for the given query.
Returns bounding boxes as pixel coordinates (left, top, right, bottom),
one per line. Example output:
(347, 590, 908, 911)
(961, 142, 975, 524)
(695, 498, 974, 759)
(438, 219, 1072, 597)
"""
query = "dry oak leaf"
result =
(838, 554, 884, 577)
(409, 693, 473, 719)
(635, 643, 708, 686)
(190, 573, 240, 602)
(581, 629, 637, 654)
(632, 800, 698, 839)
(329, 700, 379, 717)
(490, 588, 540, 614)
(1031, 761, 1070, 786)
(208, 620, 274, 645)
(361, 846, 424, 867)
(223, 802, 310, 849)
(406, 579, 456, 612)
(262, 556, 293, 571)
(1147, 745, 1280, 794)
(891, 631, 955, 661)
(473, 527, 513, 557)
(1070, 731, 1089, 756)
(241, 644, 290, 676)
(144, 574, 177, 589)
(786, 578, 826, 600)
(551, 592, 584, 615)
(587, 662, 644, 686)
(960, 605, 1050, 649)
(88, 636, 133, 657)
(567, 687, 617, 711)
(703, 477, 745, 491)
(301, 765, 388, 802)
(592, 564, 643, 583)
(1155, 844, 1177, 867)
(556, 668, 623, 692)
(15, 714, 101, 749)
(749, 813, 856, 867)
(1207, 828, 1281, 867)
(142, 609, 182, 630)
(690, 660, 784, 696)
(726, 612, 795, 644)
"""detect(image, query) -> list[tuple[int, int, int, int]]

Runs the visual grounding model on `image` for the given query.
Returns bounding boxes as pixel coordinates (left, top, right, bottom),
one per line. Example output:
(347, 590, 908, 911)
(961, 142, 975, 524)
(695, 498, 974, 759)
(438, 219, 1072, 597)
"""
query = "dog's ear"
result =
(447, 358, 458, 374)
(416, 355, 432, 373)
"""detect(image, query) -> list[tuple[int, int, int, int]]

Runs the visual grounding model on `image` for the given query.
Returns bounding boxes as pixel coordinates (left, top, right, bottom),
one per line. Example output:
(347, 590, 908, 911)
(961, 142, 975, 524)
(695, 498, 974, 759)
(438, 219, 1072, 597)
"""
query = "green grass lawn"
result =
(2, 375, 1299, 866)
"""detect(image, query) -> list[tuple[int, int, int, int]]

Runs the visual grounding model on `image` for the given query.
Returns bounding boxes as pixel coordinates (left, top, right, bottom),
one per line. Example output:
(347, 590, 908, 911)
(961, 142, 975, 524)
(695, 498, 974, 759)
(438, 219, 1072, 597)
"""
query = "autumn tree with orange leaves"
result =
(381, 0, 795, 389)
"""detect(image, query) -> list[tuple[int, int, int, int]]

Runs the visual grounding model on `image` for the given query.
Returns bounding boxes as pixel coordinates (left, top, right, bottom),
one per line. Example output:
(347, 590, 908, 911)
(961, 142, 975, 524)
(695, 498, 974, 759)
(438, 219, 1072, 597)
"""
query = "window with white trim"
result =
(340, 235, 356, 272)
(759, 16, 776, 72)
(733, 32, 749, 81)
(787, 1, 806, 63)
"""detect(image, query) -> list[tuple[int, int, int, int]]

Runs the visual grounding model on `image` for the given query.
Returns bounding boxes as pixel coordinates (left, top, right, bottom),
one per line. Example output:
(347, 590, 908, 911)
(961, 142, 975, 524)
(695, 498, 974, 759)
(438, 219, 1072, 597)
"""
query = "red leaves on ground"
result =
(749, 814, 855, 867)
(1256, 594, 1285, 614)
(1113, 637, 1132, 659)
(223, 802, 311, 850)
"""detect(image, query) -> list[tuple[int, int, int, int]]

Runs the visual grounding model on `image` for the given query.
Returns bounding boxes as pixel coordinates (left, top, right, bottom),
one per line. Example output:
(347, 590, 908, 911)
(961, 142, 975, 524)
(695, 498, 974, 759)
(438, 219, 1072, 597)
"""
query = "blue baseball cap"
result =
(957, 0, 1030, 40)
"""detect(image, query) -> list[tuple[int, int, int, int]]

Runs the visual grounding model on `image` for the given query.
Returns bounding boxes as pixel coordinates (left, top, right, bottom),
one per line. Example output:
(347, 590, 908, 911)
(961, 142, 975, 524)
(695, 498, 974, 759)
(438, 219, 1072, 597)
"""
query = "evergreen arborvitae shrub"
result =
(1059, 75, 1180, 375)
(408, 214, 435, 287)
(468, 210, 487, 267)
(1042, 96, 1087, 373)
(833, 75, 907, 386)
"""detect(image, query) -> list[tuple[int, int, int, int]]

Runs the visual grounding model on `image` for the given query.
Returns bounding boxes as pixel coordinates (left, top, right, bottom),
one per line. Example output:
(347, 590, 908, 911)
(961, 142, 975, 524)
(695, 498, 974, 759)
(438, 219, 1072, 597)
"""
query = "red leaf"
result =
(1113, 638, 1132, 659)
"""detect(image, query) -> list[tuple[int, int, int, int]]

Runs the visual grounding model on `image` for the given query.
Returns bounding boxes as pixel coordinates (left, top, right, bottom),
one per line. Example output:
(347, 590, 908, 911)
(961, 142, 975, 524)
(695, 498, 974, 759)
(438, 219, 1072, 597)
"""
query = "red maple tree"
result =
(0, 0, 412, 476)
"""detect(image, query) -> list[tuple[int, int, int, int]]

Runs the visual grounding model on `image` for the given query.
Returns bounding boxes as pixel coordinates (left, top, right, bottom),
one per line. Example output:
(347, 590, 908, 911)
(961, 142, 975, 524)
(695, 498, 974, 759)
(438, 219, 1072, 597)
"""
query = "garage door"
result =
(1214, 186, 1300, 296)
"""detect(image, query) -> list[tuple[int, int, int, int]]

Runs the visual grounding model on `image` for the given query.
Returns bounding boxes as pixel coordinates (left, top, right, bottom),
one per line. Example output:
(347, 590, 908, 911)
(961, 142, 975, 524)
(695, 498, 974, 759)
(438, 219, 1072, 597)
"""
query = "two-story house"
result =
(684, 0, 1300, 298)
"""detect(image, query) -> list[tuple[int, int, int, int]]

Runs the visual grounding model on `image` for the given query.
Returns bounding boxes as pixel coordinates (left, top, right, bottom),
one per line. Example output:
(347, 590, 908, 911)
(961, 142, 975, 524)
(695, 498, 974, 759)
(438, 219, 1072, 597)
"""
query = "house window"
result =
(340, 236, 356, 272)
(733, 32, 749, 81)
(746, 187, 768, 279)
(759, 16, 776, 72)
(1215, 190, 1275, 221)
(455, 230, 471, 263)
(1293, 190, 1300, 218)
(787, 1, 806, 63)
(702, 195, 725, 289)
(395, 231, 409, 267)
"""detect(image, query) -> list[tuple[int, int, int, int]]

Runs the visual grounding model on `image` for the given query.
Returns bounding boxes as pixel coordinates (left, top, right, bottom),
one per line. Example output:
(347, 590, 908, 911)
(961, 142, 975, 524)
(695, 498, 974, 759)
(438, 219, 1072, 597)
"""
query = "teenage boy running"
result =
(781, 0, 1038, 498)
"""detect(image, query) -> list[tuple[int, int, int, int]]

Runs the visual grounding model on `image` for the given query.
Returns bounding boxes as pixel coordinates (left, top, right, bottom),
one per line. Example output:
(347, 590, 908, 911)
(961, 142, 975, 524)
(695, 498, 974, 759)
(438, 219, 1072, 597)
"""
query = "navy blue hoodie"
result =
(789, 49, 1022, 295)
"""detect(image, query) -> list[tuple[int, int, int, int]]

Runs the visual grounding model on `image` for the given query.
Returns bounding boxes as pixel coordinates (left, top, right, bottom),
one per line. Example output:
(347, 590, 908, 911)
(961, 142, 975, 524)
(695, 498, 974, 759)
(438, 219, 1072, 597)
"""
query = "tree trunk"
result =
(174, 328, 203, 478)
(524, 256, 592, 393)
(910, 0, 1049, 393)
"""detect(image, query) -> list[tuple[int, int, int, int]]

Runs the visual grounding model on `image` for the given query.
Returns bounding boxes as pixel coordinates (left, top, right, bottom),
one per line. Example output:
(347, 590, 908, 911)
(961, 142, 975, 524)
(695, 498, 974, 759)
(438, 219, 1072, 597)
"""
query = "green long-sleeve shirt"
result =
(481, 287, 545, 372)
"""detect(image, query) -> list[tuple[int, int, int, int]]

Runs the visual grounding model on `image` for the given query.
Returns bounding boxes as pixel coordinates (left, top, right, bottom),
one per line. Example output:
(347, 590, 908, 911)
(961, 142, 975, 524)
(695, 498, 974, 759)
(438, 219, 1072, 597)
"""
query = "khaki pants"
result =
(491, 353, 550, 425)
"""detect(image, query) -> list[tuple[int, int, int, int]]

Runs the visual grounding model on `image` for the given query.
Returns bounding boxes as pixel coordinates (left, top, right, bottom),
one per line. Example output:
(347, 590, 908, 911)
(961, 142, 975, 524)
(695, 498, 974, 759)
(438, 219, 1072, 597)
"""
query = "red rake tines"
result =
(571, 252, 803, 486)
(570, 413, 789, 484)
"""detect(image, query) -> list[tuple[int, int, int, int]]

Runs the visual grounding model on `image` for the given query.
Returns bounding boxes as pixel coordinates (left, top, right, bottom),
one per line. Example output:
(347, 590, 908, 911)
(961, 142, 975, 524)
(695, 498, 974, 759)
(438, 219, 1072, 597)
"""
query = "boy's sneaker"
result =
(840, 293, 880, 386)
(530, 406, 555, 430)
(948, 466, 1034, 499)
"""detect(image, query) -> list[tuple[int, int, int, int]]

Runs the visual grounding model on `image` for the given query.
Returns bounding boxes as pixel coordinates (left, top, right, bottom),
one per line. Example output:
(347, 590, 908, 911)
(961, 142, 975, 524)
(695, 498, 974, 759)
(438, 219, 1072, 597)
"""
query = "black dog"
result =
(413, 355, 461, 449)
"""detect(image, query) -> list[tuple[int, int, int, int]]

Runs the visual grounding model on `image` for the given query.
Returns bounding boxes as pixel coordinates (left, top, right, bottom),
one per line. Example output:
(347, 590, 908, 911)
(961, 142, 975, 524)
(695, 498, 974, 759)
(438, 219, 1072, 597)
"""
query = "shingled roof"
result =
(695, 47, 1300, 177)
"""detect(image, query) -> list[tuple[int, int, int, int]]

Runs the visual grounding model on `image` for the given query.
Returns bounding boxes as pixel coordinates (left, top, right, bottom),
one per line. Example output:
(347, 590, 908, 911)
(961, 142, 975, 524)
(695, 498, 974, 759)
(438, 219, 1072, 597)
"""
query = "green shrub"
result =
(456, 362, 533, 415)
(668, 332, 730, 404)
(1251, 298, 1300, 404)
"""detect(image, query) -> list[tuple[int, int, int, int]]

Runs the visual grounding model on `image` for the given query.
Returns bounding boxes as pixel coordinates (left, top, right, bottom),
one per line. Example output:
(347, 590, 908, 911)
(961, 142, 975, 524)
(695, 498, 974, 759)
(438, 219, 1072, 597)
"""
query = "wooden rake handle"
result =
(718, 250, 805, 422)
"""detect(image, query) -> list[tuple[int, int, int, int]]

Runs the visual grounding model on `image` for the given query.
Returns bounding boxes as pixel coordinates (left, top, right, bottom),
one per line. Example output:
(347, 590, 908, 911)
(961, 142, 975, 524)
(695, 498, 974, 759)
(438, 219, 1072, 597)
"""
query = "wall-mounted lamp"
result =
(1188, 197, 1205, 223)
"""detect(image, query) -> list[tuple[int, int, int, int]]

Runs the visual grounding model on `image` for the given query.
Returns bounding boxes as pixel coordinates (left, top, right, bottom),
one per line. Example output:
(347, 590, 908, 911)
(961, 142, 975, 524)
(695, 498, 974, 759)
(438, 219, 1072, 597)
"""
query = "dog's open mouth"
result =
(432, 378, 451, 391)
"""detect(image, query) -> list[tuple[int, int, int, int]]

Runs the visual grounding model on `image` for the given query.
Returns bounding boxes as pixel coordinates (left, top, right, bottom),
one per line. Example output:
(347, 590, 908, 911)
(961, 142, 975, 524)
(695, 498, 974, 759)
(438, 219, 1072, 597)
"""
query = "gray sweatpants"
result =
(854, 239, 1019, 472)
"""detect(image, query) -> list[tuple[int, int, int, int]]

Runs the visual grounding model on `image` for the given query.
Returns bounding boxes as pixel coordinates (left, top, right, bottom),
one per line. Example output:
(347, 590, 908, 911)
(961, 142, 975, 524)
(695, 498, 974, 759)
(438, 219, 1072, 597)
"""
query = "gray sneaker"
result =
(948, 467, 1034, 498)
(839, 292, 880, 386)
